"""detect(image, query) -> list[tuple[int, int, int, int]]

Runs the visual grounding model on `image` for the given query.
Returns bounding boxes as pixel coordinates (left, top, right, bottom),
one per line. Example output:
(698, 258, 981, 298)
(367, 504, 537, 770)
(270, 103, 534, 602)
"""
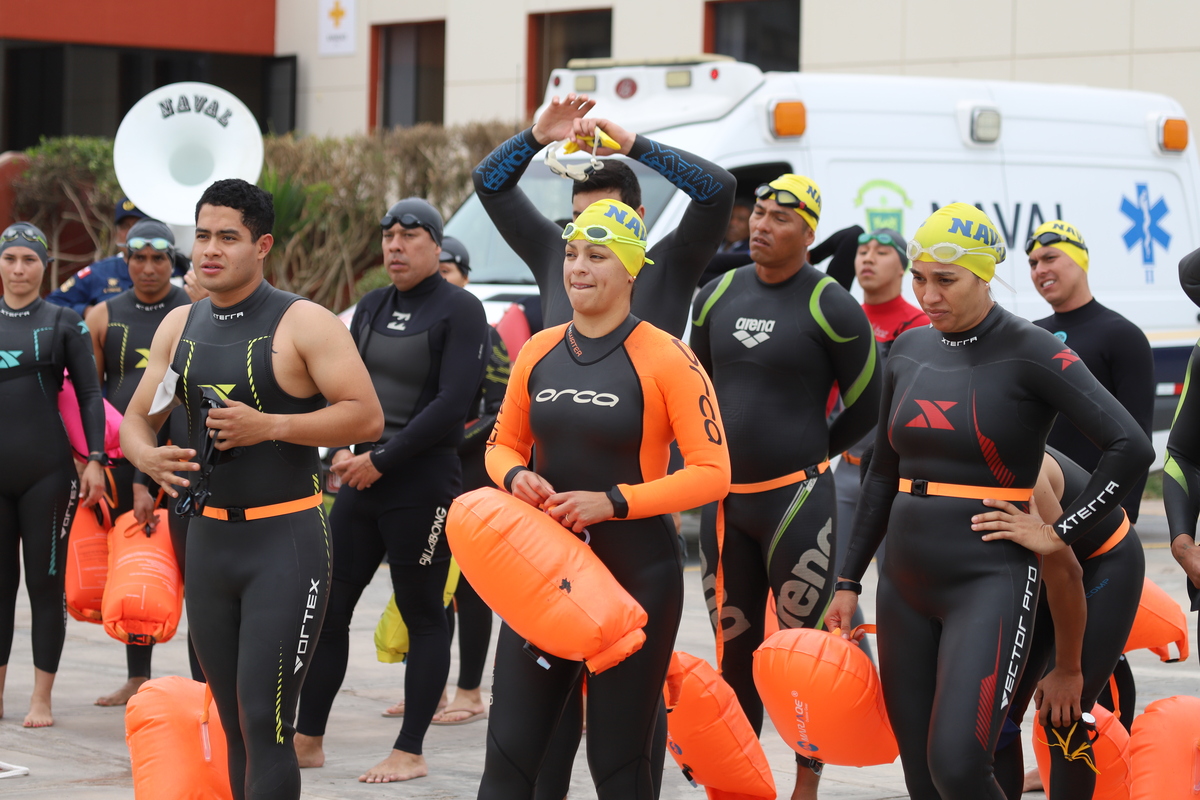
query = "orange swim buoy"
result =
(663, 651, 776, 799)
(1032, 704, 1130, 800)
(65, 502, 111, 623)
(752, 625, 897, 767)
(446, 487, 647, 675)
(1129, 695, 1200, 800)
(103, 508, 182, 645)
(126, 676, 232, 800)
(1123, 578, 1189, 662)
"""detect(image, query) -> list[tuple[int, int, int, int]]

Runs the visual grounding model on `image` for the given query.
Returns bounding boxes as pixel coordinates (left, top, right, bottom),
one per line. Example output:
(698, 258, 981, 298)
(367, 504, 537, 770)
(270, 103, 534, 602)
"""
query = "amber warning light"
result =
(772, 101, 807, 138)
(1161, 117, 1188, 152)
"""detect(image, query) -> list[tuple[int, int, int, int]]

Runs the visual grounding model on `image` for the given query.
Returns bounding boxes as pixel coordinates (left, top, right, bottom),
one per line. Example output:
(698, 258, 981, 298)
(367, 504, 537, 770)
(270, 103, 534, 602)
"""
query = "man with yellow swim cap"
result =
(1028, 219, 1154, 522)
(692, 172, 880, 799)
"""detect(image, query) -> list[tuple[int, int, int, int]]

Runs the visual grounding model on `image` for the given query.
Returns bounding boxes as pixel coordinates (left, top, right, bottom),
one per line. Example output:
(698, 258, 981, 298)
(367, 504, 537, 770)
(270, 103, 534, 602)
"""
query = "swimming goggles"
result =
(545, 134, 603, 182)
(379, 212, 440, 243)
(175, 387, 227, 518)
(561, 222, 647, 249)
(127, 237, 172, 252)
(1024, 230, 1088, 255)
(858, 231, 901, 247)
(1, 228, 47, 248)
(907, 240, 1006, 264)
(754, 184, 820, 222)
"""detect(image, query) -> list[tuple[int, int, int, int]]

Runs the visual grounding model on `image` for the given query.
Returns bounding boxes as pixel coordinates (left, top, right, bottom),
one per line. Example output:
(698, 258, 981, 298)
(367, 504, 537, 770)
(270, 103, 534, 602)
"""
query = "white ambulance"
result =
(444, 56, 1200, 457)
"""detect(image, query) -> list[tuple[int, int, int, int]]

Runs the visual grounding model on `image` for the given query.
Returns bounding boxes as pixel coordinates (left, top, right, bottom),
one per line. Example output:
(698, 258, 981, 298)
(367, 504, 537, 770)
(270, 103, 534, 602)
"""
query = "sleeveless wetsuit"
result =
(473, 129, 734, 336)
(449, 326, 509, 693)
(296, 272, 487, 756)
(833, 293, 929, 648)
(171, 281, 328, 800)
(689, 263, 880, 740)
(0, 298, 103, 675)
(101, 286, 193, 681)
(479, 316, 730, 800)
(993, 447, 1144, 800)
(841, 304, 1153, 800)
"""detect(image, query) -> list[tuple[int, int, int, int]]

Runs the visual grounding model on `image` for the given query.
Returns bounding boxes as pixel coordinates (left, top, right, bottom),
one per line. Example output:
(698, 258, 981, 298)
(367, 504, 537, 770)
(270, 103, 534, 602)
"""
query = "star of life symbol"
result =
(1120, 183, 1170, 282)
(733, 329, 769, 348)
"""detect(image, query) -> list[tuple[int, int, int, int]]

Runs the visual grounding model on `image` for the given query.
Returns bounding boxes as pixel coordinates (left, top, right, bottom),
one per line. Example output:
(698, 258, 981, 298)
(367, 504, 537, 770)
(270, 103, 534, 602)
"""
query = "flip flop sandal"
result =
(431, 709, 487, 726)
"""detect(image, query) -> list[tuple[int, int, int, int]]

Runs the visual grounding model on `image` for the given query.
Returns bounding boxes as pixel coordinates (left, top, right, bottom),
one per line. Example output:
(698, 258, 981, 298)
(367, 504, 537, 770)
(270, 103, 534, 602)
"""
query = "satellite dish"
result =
(114, 82, 264, 226)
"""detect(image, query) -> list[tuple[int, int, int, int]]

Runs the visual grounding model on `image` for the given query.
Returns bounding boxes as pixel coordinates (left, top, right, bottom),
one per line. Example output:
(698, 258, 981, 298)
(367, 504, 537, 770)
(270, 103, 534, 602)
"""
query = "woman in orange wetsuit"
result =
(479, 199, 731, 800)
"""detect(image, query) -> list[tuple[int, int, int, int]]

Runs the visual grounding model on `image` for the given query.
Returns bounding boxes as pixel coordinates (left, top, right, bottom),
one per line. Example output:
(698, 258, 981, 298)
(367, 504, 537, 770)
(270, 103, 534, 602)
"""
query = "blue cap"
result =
(114, 197, 147, 224)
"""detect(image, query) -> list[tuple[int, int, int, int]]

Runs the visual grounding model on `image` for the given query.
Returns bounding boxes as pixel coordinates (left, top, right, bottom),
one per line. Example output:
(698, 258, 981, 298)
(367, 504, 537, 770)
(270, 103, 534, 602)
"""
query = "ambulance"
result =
(442, 56, 1200, 458)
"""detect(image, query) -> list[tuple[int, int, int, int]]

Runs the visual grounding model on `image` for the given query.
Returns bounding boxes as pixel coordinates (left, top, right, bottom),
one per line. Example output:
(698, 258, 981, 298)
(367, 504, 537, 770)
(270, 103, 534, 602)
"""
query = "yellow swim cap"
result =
(564, 199, 654, 277)
(910, 202, 1006, 282)
(1028, 220, 1089, 272)
(758, 174, 821, 233)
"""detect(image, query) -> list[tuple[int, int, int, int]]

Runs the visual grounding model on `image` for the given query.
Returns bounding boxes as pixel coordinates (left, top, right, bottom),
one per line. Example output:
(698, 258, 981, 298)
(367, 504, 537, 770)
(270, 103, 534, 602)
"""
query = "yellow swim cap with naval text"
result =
(761, 174, 821, 233)
(911, 202, 1006, 282)
(564, 200, 654, 277)
(1029, 220, 1089, 272)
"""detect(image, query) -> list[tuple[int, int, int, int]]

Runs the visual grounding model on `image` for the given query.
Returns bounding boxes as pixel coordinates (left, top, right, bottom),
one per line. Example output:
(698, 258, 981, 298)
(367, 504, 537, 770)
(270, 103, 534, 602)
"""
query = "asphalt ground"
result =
(0, 505, 1195, 799)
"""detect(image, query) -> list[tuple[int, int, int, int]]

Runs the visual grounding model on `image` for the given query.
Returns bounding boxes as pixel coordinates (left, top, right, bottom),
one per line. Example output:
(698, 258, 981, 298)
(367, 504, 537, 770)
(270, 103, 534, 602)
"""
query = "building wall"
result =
(801, 0, 1200, 127)
(279, 0, 707, 136)
(280, 0, 1200, 136)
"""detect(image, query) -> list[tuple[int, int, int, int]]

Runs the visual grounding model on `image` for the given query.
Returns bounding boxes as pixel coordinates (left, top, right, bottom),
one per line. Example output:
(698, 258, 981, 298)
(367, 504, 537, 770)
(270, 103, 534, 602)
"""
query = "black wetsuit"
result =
(1034, 300, 1154, 522)
(449, 326, 509, 693)
(472, 128, 734, 336)
(296, 273, 487, 756)
(993, 447, 1144, 800)
(0, 298, 103, 675)
(171, 282, 328, 800)
(1164, 247, 1200, 638)
(480, 317, 729, 800)
(842, 304, 1153, 800)
(690, 264, 880, 740)
(100, 286, 192, 681)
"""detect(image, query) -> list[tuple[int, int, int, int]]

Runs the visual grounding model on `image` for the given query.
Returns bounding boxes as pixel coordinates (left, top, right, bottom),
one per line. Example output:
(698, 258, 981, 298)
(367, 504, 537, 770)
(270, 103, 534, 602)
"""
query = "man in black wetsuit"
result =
(85, 218, 194, 706)
(122, 179, 383, 800)
(1029, 219, 1154, 521)
(472, 93, 734, 337)
(293, 198, 488, 784)
(691, 173, 881, 799)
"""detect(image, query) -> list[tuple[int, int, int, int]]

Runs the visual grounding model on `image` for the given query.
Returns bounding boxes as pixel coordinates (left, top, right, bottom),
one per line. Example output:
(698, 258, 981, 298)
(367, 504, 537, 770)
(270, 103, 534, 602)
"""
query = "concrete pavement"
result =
(0, 508, 1195, 799)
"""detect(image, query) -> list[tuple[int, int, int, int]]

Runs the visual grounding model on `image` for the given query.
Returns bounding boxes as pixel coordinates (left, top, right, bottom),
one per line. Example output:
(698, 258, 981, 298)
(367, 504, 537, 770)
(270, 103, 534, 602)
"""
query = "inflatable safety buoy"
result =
(1033, 704, 1130, 800)
(103, 508, 182, 645)
(1124, 578, 1189, 662)
(1129, 695, 1200, 800)
(126, 676, 232, 800)
(753, 625, 897, 767)
(375, 560, 461, 663)
(447, 487, 647, 675)
(66, 501, 111, 623)
(59, 372, 123, 462)
(663, 651, 775, 798)
(494, 302, 532, 362)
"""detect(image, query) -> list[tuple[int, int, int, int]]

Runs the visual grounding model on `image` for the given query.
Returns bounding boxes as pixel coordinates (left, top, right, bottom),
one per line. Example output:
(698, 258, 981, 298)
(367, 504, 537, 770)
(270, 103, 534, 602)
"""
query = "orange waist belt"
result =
(1086, 511, 1130, 560)
(841, 451, 862, 466)
(730, 461, 831, 494)
(201, 493, 323, 523)
(897, 478, 1032, 503)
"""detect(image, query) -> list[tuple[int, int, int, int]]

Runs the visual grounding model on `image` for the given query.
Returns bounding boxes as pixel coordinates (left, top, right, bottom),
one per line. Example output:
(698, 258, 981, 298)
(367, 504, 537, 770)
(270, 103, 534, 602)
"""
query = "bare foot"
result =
(1022, 767, 1043, 792)
(95, 677, 149, 707)
(24, 696, 52, 728)
(294, 733, 325, 768)
(358, 750, 428, 783)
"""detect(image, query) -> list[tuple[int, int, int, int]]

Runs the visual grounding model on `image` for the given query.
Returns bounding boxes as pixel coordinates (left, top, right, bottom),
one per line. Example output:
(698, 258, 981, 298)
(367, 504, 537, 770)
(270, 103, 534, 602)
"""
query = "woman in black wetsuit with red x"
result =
(826, 203, 1152, 800)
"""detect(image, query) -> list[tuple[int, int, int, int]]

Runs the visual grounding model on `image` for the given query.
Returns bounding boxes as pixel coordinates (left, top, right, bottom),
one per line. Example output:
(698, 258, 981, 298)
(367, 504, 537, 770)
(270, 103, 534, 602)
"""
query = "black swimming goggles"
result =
(379, 212, 439, 242)
(1, 228, 47, 248)
(1025, 231, 1088, 255)
(754, 183, 819, 222)
(175, 387, 228, 518)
